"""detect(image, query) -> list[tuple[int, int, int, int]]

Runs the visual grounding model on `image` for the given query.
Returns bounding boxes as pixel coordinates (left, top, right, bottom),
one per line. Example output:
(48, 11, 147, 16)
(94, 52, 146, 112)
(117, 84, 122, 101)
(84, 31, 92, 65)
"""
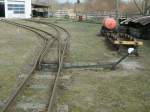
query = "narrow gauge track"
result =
(1, 19, 58, 69)
(23, 19, 70, 112)
(24, 19, 71, 45)
(0, 19, 69, 112)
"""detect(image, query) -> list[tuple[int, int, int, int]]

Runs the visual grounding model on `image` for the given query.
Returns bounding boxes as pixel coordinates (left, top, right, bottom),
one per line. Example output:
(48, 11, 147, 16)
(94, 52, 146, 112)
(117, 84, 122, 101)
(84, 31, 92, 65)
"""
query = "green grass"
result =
(1, 19, 150, 112)
(0, 22, 41, 101)
(58, 69, 150, 112)
(49, 20, 119, 62)
(44, 19, 150, 112)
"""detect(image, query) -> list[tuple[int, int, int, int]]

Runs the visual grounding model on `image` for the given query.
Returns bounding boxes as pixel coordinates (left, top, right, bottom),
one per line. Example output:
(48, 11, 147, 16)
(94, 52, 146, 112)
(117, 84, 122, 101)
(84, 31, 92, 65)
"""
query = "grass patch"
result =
(45, 19, 150, 112)
(0, 22, 40, 101)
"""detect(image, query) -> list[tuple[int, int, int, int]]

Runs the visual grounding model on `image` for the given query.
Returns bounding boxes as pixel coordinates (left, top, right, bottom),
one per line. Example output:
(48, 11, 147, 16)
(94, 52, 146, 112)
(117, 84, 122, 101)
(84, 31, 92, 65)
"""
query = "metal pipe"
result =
(111, 53, 129, 70)
(111, 48, 135, 70)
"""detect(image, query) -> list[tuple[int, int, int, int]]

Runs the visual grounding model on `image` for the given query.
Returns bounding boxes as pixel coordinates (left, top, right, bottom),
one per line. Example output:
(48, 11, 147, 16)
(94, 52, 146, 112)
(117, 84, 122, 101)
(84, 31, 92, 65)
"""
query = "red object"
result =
(103, 17, 117, 30)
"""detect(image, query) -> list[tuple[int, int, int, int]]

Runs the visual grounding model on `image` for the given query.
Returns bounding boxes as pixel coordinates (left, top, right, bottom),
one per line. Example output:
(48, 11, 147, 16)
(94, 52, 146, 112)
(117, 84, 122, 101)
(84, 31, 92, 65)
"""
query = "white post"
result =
(25, 0, 31, 18)
(4, 0, 8, 18)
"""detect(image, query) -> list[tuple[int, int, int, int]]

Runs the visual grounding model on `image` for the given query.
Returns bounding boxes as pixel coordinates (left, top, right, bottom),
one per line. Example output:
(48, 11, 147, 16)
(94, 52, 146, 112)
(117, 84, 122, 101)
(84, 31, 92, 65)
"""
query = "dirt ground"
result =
(47, 19, 150, 112)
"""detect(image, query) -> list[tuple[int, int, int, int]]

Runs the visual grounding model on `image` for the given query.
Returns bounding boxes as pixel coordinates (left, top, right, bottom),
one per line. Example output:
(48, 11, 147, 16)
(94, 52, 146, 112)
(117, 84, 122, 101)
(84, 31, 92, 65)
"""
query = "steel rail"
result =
(47, 40, 68, 112)
(25, 19, 70, 61)
(24, 19, 71, 41)
(2, 19, 57, 40)
(39, 20, 70, 112)
(23, 19, 62, 64)
(0, 19, 48, 42)
(0, 19, 59, 112)
(1, 19, 59, 67)
(4, 19, 70, 112)
(24, 20, 62, 67)
(24, 19, 70, 112)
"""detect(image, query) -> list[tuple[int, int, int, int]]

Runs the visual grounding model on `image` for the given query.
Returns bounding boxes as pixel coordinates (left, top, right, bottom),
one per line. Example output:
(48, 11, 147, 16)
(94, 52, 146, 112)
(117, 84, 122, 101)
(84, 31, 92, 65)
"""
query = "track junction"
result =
(0, 19, 70, 112)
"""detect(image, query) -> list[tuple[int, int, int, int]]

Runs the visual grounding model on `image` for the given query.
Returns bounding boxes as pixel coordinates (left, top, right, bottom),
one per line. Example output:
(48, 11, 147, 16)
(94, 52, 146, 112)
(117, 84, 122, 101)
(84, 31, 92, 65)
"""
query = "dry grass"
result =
(46, 19, 150, 112)
(0, 22, 41, 101)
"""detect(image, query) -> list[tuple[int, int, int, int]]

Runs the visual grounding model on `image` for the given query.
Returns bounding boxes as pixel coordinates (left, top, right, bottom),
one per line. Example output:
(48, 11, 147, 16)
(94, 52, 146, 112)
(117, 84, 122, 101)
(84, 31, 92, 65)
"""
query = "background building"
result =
(0, 0, 31, 18)
(32, 0, 49, 17)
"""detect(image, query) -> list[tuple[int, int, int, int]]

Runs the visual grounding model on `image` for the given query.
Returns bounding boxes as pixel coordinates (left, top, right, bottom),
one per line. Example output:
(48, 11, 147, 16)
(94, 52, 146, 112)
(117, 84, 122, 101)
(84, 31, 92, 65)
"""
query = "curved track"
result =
(24, 19, 70, 112)
(0, 19, 70, 112)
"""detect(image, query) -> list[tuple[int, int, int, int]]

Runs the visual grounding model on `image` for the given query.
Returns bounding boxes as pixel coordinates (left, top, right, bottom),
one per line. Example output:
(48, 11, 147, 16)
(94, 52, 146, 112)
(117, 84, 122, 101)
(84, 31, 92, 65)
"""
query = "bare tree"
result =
(133, 0, 150, 15)
(84, 0, 116, 11)
(77, 0, 80, 4)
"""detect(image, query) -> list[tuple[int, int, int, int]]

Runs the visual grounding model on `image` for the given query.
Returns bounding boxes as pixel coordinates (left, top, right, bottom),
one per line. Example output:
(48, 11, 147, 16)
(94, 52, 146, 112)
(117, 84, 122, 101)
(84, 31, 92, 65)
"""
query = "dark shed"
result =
(32, 3, 49, 17)
(120, 16, 150, 40)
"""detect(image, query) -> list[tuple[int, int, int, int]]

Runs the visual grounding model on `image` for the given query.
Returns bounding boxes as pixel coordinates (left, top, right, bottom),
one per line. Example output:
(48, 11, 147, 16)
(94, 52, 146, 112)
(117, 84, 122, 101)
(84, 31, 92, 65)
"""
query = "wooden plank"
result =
(107, 37, 143, 46)
(113, 40, 143, 45)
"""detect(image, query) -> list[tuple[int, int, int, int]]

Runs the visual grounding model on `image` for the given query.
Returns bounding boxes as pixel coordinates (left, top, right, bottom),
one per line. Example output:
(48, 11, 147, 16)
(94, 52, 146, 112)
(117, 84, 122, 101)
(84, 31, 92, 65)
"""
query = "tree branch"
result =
(133, 0, 143, 15)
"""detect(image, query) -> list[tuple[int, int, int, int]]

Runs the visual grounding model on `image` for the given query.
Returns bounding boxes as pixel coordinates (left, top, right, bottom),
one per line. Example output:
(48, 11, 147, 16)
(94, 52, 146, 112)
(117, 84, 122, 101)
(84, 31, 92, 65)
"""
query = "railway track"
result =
(0, 19, 70, 112)
(23, 19, 70, 112)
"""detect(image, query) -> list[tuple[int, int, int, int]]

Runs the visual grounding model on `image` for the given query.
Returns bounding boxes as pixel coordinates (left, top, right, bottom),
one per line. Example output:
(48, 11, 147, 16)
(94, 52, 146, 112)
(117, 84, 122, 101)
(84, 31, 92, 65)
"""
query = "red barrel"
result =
(103, 17, 117, 30)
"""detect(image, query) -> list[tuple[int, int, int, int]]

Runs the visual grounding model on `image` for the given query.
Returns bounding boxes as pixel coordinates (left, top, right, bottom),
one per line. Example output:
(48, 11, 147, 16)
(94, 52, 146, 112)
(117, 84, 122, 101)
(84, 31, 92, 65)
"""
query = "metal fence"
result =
(76, 11, 142, 19)
(52, 10, 144, 23)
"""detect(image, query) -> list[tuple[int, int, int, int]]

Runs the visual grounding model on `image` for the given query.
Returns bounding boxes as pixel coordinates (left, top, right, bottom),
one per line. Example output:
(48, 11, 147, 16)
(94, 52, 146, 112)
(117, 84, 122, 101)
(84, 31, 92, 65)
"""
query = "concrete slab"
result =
(17, 102, 46, 111)
(29, 84, 49, 90)
(0, 101, 4, 108)
(19, 74, 55, 80)
(57, 105, 68, 112)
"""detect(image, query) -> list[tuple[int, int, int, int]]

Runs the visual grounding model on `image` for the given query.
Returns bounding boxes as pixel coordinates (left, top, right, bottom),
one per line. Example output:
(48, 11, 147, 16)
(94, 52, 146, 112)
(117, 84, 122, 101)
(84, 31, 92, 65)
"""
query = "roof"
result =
(121, 16, 150, 26)
(32, 3, 49, 8)
(32, 0, 49, 8)
(131, 16, 150, 25)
